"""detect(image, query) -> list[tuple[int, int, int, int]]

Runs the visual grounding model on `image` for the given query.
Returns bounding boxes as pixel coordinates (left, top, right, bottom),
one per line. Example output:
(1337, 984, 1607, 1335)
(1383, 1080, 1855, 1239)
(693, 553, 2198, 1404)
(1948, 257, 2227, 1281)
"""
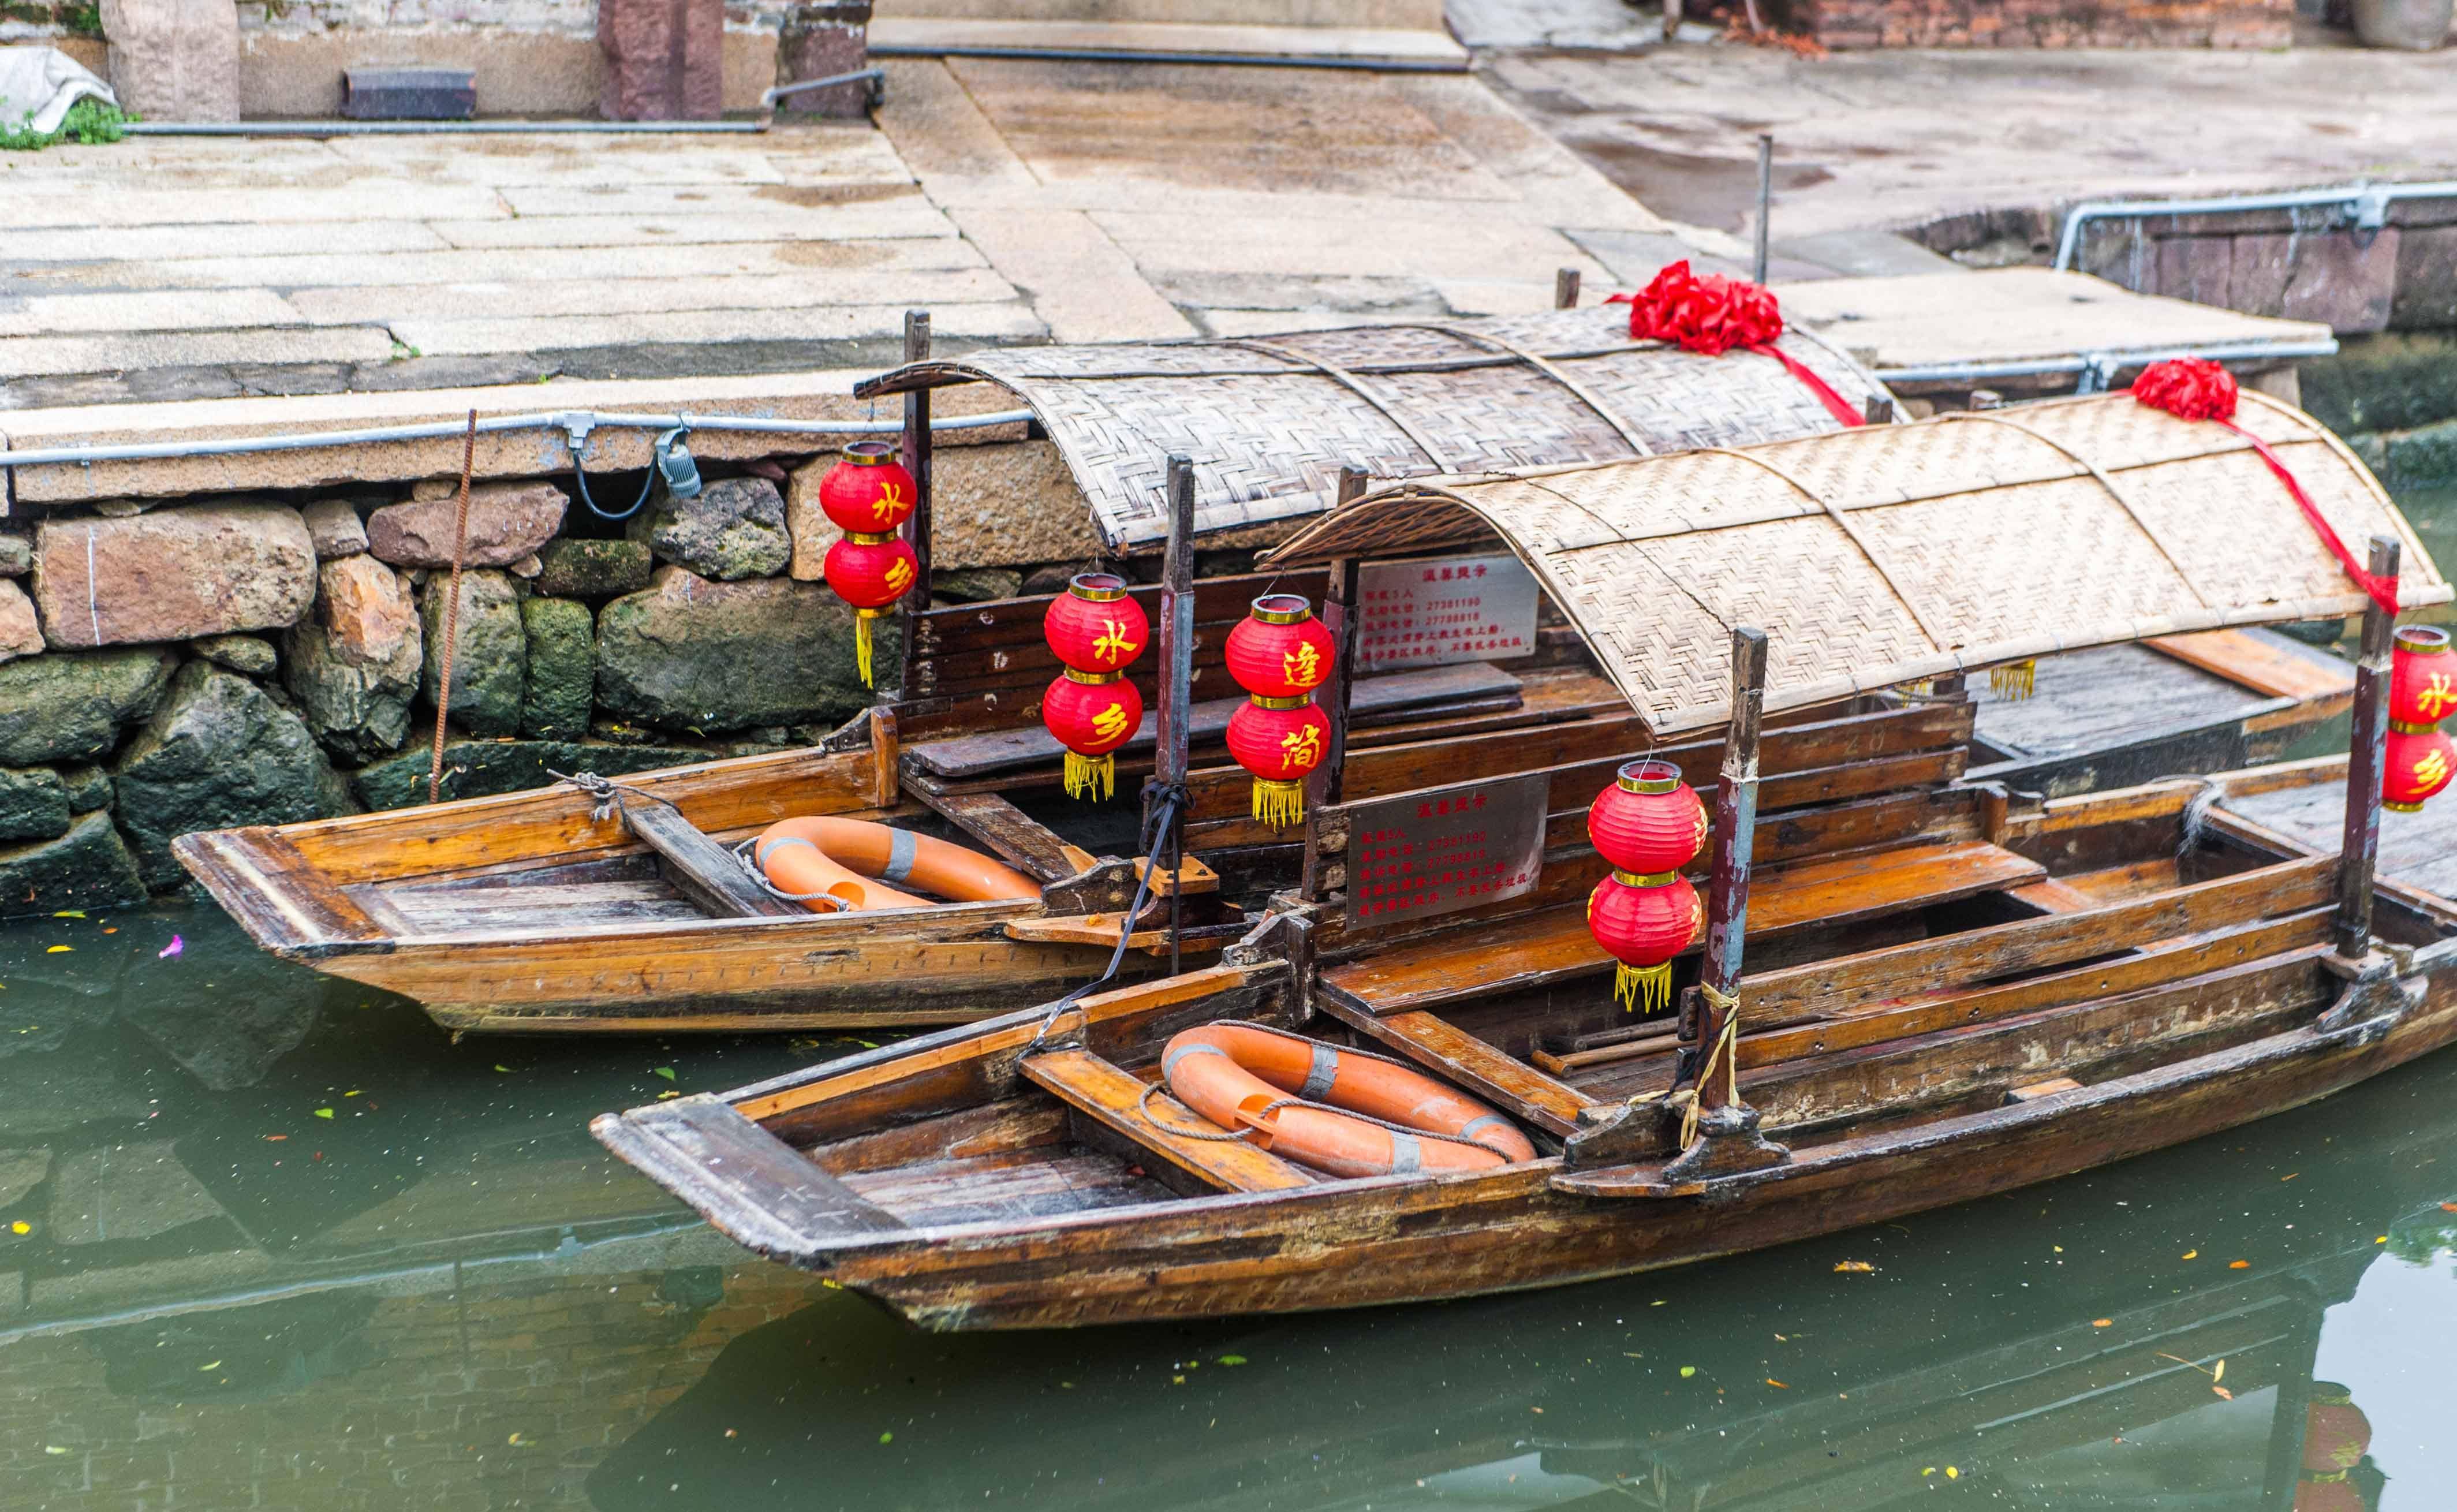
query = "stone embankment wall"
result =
(1769, 0, 2292, 47)
(0, 444, 1119, 917)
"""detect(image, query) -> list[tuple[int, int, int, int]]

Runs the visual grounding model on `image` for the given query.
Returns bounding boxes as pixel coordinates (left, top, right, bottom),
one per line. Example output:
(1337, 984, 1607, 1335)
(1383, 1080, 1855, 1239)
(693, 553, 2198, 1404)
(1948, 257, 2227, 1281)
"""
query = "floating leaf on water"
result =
(1767, 1379, 1789, 1388)
(1834, 1260, 1875, 1274)
(1679, 1365, 1696, 1378)
(2092, 1319, 2113, 1328)
(264, 1134, 287, 1142)
(199, 1361, 221, 1371)
(654, 1067, 677, 1081)
(495, 1065, 514, 1073)
(657, 1090, 681, 1100)
(2442, 1203, 2457, 1213)
(508, 1433, 525, 1446)
(2212, 1359, 2224, 1383)
(45, 946, 70, 954)
(345, 1090, 361, 1097)
(2229, 1259, 2250, 1269)
(1216, 1354, 1246, 1366)
(878, 1432, 894, 1445)
(10, 1220, 29, 1235)
(2282, 1173, 2298, 1181)
(2213, 1385, 2234, 1399)
(313, 1108, 334, 1119)
(53, 910, 84, 919)
(158, 935, 183, 959)
(1922, 1468, 1936, 1478)
(2181, 1249, 2198, 1260)
(1944, 1466, 1959, 1480)
(44, 1446, 68, 1456)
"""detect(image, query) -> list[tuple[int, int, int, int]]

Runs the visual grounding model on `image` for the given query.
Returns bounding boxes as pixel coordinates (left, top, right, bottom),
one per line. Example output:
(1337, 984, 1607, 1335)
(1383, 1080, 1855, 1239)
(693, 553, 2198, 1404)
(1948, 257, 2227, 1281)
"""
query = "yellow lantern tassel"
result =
(1063, 750, 1116, 802)
(1251, 777, 1306, 831)
(853, 609, 879, 688)
(1989, 659, 2036, 701)
(1614, 961, 1674, 1015)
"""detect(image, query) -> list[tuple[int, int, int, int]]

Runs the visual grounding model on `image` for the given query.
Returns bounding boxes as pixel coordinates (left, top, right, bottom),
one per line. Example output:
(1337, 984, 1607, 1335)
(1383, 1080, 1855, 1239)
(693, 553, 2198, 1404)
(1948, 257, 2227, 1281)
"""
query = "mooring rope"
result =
(1017, 782, 1186, 1060)
(426, 410, 479, 806)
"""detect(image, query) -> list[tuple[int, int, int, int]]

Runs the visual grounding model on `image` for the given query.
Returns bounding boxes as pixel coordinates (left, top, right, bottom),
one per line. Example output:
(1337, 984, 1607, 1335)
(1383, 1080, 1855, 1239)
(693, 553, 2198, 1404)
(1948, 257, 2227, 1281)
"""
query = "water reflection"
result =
(1, 862, 2452, 1510)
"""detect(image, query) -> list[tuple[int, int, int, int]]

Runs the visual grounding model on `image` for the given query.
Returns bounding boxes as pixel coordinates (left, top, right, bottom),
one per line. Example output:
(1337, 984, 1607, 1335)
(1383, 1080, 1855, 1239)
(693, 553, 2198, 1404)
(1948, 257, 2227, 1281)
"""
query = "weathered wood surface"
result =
(1021, 1048, 1315, 1192)
(1310, 1002, 1590, 1137)
(2223, 764, 2457, 913)
(617, 798, 802, 919)
(173, 827, 393, 958)
(589, 1094, 903, 1259)
(905, 662, 1522, 779)
(2144, 627, 2355, 703)
(905, 778, 1077, 882)
(1321, 840, 2044, 1014)
(712, 971, 2455, 1328)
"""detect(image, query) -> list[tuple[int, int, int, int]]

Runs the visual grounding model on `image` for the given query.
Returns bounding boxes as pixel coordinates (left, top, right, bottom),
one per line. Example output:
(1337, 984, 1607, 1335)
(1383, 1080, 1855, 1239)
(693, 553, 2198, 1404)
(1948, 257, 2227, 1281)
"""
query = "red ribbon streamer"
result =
(1744, 342, 1866, 430)
(2221, 420, 2401, 617)
(1607, 262, 1864, 431)
(2130, 358, 2399, 617)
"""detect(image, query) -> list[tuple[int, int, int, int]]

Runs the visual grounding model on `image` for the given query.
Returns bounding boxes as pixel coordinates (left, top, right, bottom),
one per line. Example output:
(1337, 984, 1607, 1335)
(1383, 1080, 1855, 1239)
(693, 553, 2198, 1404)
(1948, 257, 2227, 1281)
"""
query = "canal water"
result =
(5, 490, 2455, 1512)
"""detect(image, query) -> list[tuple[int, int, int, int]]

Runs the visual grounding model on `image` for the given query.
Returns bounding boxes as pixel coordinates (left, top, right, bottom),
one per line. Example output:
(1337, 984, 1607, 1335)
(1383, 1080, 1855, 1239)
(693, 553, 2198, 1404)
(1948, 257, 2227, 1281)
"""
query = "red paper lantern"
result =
(1588, 759, 1708, 876)
(1225, 594, 1336, 700)
(1225, 695, 1331, 830)
(1042, 670, 1144, 801)
(1043, 573, 1149, 675)
(2294, 1480, 2363, 1512)
(2389, 625, 2455, 729)
(823, 531, 918, 688)
(2385, 722, 2456, 813)
(2302, 1386, 2371, 1477)
(815, 440, 918, 533)
(1587, 870, 1702, 1014)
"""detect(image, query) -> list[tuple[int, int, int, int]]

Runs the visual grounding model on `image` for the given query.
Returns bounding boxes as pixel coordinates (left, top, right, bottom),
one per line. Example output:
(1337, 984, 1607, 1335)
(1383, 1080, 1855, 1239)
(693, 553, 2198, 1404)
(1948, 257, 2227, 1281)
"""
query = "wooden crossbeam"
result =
(1021, 1048, 1316, 1192)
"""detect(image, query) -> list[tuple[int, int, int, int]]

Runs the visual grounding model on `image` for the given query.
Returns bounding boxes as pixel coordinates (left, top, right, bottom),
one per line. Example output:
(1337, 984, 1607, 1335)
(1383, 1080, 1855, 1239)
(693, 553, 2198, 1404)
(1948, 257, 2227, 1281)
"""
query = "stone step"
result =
(14, 238, 994, 293)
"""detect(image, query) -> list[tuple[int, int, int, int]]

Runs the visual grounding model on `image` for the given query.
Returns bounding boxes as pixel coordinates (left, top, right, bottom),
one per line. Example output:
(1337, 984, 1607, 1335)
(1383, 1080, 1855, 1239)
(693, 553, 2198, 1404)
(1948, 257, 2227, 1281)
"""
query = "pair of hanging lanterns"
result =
(815, 442, 922, 688)
(1585, 760, 1708, 1013)
(1041, 574, 1149, 801)
(2385, 625, 2455, 812)
(1225, 595, 1336, 830)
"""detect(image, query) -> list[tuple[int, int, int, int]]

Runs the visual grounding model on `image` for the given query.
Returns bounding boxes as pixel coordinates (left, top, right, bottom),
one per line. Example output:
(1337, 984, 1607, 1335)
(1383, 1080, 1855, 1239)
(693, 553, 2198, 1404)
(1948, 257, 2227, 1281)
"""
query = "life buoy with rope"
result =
(1156, 1022, 1536, 1178)
(752, 816, 1039, 913)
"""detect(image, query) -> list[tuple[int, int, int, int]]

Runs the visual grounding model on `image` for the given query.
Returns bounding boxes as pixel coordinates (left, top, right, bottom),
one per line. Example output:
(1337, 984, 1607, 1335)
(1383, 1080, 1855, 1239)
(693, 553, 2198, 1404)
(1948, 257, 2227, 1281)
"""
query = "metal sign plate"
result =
(1344, 770, 1548, 929)
(1354, 553, 1541, 673)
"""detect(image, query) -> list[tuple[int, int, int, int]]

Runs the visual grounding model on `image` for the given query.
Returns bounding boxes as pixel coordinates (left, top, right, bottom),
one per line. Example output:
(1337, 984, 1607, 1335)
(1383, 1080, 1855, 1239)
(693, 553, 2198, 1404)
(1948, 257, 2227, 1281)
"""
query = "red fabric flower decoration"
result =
(2131, 357, 2239, 423)
(1609, 260, 1784, 355)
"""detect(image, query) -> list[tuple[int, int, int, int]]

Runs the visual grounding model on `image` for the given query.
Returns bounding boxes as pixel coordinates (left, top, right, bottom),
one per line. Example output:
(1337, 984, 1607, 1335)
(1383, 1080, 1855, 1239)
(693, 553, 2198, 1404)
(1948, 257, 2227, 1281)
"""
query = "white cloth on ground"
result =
(0, 46, 118, 136)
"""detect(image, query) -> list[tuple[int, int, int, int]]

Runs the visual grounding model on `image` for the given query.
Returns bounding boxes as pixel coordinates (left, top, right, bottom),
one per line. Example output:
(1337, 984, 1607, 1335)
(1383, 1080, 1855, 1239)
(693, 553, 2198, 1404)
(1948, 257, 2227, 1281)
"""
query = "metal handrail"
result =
(2053, 180, 2457, 271)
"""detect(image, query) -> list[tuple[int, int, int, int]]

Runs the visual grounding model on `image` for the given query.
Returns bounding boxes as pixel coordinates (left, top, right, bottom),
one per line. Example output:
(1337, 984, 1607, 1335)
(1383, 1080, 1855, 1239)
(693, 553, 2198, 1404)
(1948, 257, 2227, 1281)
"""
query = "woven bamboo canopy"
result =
(1262, 391, 2452, 738)
(852, 307, 1887, 550)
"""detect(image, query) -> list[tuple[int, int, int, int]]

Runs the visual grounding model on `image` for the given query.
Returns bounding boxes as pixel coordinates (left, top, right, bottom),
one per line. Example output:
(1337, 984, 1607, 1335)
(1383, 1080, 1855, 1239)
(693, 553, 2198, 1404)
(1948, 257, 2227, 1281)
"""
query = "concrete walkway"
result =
(0, 57, 1709, 408)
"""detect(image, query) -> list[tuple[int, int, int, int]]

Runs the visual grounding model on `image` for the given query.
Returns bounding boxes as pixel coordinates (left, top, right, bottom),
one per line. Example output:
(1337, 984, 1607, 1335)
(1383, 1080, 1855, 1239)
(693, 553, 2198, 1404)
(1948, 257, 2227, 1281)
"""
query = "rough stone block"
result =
(51, 1140, 226, 1245)
(301, 498, 370, 559)
(113, 660, 356, 889)
(31, 504, 315, 649)
(0, 1148, 49, 1209)
(367, 481, 568, 570)
(775, 0, 872, 120)
(419, 569, 526, 739)
(2298, 333, 2457, 436)
(2385, 417, 2457, 493)
(0, 580, 39, 664)
(283, 556, 424, 764)
(353, 738, 711, 811)
(2219, 227, 2402, 335)
(0, 534, 29, 577)
(0, 767, 70, 843)
(2392, 226, 2457, 334)
(191, 633, 278, 677)
(59, 764, 111, 813)
(599, 0, 724, 122)
(0, 810, 147, 919)
(520, 596, 596, 741)
(0, 647, 178, 767)
(787, 439, 1097, 577)
(100, 0, 241, 124)
(931, 568, 1022, 604)
(633, 475, 791, 581)
(535, 538, 656, 599)
(596, 568, 877, 734)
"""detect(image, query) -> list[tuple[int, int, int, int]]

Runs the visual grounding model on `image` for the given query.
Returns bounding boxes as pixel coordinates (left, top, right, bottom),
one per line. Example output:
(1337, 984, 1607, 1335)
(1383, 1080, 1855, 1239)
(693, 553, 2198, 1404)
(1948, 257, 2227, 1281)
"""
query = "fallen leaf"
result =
(264, 1134, 287, 1142)
(2182, 1249, 2198, 1260)
(1945, 1466, 1959, 1480)
(1922, 1468, 1936, 1478)
(1679, 1366, 1696, 1378)
(313, 1108, 334, 1119)
(345, 1089, 361, 1097)
(44, 1446, 68, 1456)
(2093, 1319, 2113, 1328)
(657, 1090, 681, 1099)
(2213, 1386, 2234, 1400)
(654, 1066, 677, 1081)
(53, 910, 84, 919)
(2229, 1259, 2250, 1269)
(199, 1360, 221, 1371)
(45, 945, 70, 954)
(2282, 1173, 2298, 1182)
(10, 1220, 29, 1235)
(507, 1433, 525, 1446)
(2212, 1359, 2225, 1383)
(1767, 1378, 1790, 1388)
(494, 1065, 514, 1073)
(2441, 1203, 2457, 1213)
(1834, 1260, 1875, 1274)
(878, 1432, 894, 1445)
(1216, 1354, 1247, 1366)
(158, 935, 183, 960)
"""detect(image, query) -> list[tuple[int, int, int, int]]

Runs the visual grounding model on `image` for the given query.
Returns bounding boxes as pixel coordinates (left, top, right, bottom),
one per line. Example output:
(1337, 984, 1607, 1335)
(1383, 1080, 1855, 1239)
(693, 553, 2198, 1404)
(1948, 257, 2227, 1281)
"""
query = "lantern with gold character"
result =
(1222, 595, 1336, 829)
(1587, 870, 1702, 1014)
(814, 440, 918, 533)
(2389, 625, 2455, 729)
(2384, 723, 2455, 813)
(1224, 593, 1335, 699)
(1042, 671, 1144, 802)
(822, 532, 918, 689)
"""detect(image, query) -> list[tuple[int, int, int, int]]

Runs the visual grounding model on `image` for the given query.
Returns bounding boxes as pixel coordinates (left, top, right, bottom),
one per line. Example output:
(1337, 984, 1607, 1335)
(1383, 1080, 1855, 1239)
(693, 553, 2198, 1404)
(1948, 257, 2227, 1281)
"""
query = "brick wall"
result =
(1777, 0, 2295, 48)
(0, 1265, 826, 1511)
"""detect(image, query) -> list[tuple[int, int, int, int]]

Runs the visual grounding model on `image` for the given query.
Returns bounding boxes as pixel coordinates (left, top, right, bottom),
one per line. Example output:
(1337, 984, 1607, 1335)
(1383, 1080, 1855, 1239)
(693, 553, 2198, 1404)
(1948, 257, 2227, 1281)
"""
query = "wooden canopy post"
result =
(1151, 454, 1197, 976)
(2335, 534, 2400, 960)
(897, 309, 932, 696)
(1301, 466, 1369, 902)
(1661, 625, 1790, 1185)
(1554, 267, 1581, 309)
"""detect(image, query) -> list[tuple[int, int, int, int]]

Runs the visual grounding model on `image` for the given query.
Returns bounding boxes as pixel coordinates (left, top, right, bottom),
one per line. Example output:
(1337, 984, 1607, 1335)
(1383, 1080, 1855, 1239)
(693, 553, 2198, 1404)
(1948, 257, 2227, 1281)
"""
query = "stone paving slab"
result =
(0, 290, 307, 339)
(385, 301, 1047, 359)
(0, 328, 400, 381)
(0, 221, 455, 265)
(282, 268, 1021, 326)
(425, 202, 958, 250)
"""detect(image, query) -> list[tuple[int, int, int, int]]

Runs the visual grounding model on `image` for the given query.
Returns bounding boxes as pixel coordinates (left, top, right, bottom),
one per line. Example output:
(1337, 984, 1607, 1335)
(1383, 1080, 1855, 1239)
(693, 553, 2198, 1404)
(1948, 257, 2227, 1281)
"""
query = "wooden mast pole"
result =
(1661, 624, 1789, 1184)
(1300, 465, 1370, 903)
(897, 309, 932, 697)
(2335, 535, 2399, 960)
(1152, 455, 1197, 976)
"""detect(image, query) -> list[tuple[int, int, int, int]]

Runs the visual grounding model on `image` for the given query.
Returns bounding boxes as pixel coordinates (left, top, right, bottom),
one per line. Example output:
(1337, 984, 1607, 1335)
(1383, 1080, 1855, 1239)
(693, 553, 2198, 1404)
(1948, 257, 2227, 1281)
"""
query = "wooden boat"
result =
(596, 390, 2457, 1330)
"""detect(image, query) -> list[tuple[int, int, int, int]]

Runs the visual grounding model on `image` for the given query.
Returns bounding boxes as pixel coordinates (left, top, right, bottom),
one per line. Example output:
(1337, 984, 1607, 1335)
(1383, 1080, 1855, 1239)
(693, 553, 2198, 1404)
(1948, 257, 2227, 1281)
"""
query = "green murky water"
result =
(5, 488, 2457, 1512)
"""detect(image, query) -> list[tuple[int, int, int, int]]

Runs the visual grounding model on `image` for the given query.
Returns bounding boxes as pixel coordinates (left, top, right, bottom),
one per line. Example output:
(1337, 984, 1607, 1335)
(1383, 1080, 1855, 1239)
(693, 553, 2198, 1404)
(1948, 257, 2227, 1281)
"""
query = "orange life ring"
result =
(753, 816, 1040, 914)
(1160, 1022, 1535, 1178)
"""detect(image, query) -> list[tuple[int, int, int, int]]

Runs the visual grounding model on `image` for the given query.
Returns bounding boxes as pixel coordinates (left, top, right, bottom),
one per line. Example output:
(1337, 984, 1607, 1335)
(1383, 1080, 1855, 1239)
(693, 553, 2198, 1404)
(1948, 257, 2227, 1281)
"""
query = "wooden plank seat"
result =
(1021, 1048, 1317, 1192)
(1313, 1005, 1592, 1138)
(1320, 840, 2048, 1017)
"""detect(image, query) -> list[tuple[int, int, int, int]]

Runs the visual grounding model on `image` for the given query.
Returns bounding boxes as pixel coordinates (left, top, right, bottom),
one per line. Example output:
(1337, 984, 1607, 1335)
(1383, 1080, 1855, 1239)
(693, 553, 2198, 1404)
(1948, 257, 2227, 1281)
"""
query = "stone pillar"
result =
(775, 1, 873, 120)
(598, 0, 725, 122)
(99, 0, 240, 124)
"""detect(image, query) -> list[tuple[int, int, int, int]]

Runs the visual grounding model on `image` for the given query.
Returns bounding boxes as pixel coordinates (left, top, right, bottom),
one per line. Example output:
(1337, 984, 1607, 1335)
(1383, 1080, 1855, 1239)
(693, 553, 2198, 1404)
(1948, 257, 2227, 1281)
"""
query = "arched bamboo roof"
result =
(1261, 391, 2451, 738)
(853, 307, 1887, 550)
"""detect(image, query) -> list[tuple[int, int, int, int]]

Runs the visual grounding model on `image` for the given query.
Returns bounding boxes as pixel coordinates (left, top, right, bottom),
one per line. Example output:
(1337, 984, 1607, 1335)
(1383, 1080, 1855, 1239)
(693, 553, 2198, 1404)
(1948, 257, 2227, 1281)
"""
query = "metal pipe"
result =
(1875, 337, 2340, 390)
(1752, 133, 1773, 286)
(0, 408, 1034, 471)
(2053, 180, 2457, 271)
(864, 42, 1469, 72)
(761, 66, 885, 108)
(126, 119, 771, 136)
